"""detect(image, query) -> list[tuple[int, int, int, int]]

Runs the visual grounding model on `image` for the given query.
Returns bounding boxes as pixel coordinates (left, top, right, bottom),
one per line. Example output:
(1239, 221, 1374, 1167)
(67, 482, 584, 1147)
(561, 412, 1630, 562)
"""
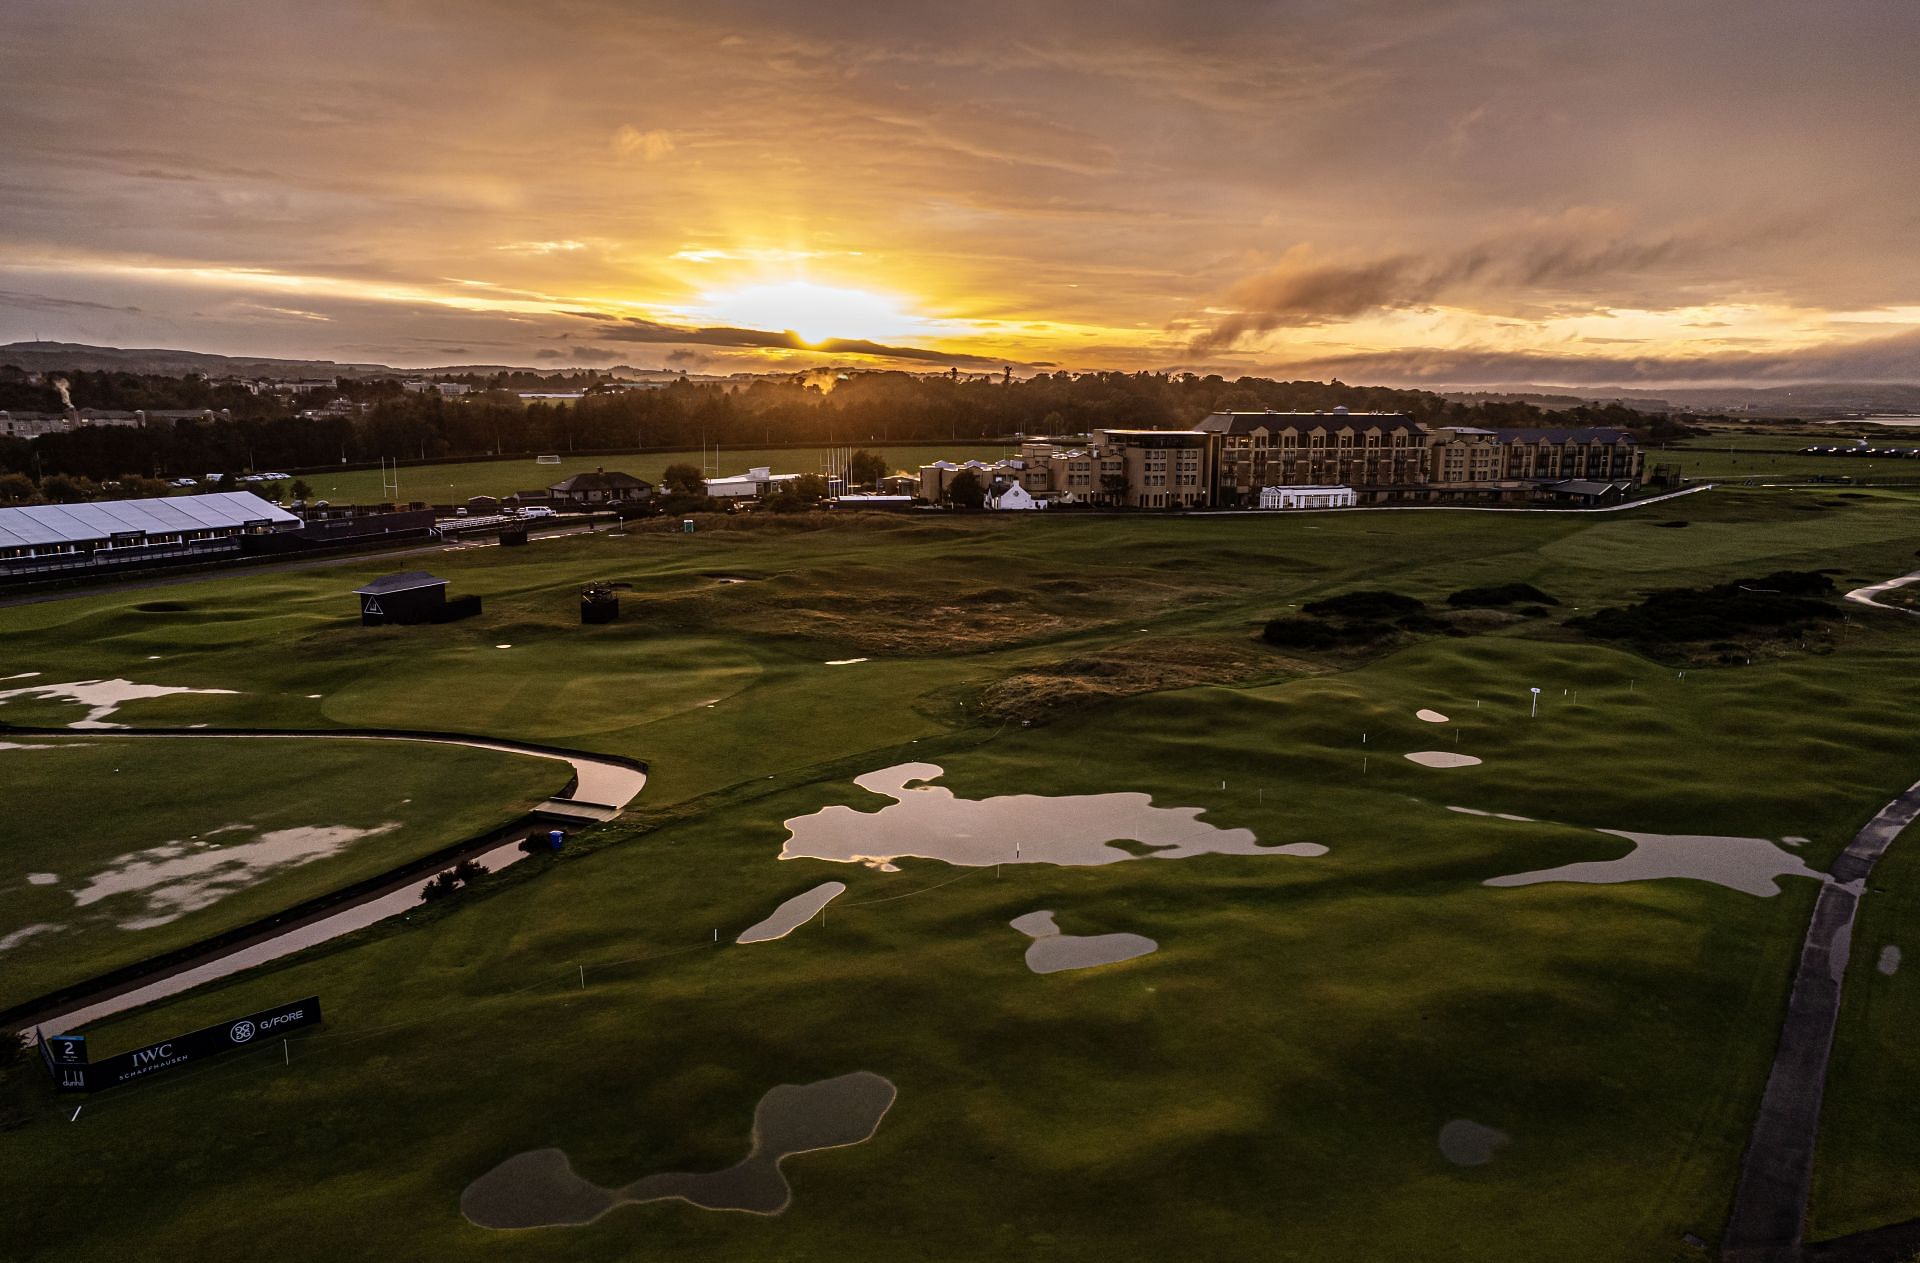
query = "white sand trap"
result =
(0, 678, 238, 728)
(1447, 806, 1533, 822)
(825, 658, 869, 666)
(1485, 829, 1827, 898)
(496, 644, 512, 649)
(3, 672, 41, 681)
(1781, 836, 1811, 847)
(1880, 945, 1902, 976)
(1438, 1119, 1509, 1167)
(74, 822, 401, 928)
(0, 922, 60, 953)
(27, 872, 57, 885)
(1406, 751, 1482, 768)
(0, 741, 71, 751)
(1010, 910, 1158, 974)
(1416, 709, 1450, 723)
(306, 693, 323, 699)
(781, 762, 1326, 868)
(461, 1071, 896, 1226)
(738, 882, 847, 944)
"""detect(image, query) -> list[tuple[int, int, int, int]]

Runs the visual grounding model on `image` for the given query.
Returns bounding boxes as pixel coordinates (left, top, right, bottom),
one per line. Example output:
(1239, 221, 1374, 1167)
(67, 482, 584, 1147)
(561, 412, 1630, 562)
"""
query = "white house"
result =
(985, 481, 1044, 511)
(1258, 484, 1357, 510)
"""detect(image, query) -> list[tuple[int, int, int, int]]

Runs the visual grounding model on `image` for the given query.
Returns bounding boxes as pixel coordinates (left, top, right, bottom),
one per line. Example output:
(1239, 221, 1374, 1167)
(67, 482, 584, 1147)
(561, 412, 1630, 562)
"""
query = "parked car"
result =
(521, 505, 556, 519)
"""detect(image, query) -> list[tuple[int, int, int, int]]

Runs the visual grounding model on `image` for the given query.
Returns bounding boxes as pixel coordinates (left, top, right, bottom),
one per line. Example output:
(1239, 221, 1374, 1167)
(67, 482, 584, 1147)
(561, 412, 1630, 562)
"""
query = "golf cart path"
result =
(1843, 568, 1920, 616)
(4, 726, 646, 1034)
(1723, 776, 1920, 1261)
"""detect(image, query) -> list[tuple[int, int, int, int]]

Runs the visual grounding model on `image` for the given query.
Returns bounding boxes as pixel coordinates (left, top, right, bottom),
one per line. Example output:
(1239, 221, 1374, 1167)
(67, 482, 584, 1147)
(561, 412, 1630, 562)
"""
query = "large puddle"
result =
(781, 763, 1325, 868)
(1485, 829, 1827, 898)
(0, 678, 238, 728)
(72, 823, 400, 930)
(1010, 910, 1157, 974)
(461, 1071, 896, 1226)
(738, 882, 846, 944)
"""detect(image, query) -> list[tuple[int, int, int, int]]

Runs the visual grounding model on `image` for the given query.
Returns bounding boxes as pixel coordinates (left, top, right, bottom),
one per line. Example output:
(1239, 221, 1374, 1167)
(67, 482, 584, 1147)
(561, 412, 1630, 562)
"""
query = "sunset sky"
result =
(2, 0, 1917, 385)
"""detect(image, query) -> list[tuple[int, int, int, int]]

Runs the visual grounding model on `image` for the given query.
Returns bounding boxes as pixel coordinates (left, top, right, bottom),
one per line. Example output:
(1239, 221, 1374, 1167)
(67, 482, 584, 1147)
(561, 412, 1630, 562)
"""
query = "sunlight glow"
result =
(689, 280, 926, 344)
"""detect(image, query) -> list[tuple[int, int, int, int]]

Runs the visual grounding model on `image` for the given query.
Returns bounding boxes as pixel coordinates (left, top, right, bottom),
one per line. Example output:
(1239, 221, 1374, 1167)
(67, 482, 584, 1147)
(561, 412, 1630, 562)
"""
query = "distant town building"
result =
(546, 468, 653, 507)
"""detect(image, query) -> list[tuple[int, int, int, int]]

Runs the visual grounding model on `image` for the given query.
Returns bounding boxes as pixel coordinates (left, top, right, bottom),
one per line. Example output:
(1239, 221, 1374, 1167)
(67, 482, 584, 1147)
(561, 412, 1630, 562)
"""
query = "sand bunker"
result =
(739, 882, 847, 944)
(0, 678, 238, 728)
(1438, 1119, 1509, 1166)
(74, 822, 401, 928)
(825, 658, 869, 666)
(1782, 835, 1811, 847)
(1880, 945, 1902, 976)
(1010, 910, 1158, 974)
(781, 762, 1325, 869)
(0, 741, 69, 751)
(1448, 806, 1533, 822)
(1406, 751, 1482, 768)
(26, 872, 57, 885)
(1485, 829, 1827, 898)
(461, 1071, 896, 1227)
(1416, 709, 1450, 723)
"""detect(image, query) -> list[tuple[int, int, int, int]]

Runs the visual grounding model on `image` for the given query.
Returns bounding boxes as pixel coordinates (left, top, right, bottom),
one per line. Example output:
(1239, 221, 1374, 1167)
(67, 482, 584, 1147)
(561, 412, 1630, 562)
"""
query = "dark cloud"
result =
(1261, 326, 1920, 388)
(0, 288, 141, 315)
(593, 317, 1014, 368)
(1189, 230, 1730, 352)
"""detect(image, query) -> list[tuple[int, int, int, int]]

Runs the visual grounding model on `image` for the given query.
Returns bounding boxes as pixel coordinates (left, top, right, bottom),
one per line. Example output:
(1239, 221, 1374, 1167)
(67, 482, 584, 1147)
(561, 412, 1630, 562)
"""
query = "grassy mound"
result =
(1569, 570, 1841, 657)
(1446, 583, 1559, 608)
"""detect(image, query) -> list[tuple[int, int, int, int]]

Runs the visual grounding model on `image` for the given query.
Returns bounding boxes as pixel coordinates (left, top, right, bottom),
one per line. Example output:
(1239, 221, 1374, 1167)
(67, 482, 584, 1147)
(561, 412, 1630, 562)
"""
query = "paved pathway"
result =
(1723, 778, 1920, 1261)
(1843, 569, 1920, 617)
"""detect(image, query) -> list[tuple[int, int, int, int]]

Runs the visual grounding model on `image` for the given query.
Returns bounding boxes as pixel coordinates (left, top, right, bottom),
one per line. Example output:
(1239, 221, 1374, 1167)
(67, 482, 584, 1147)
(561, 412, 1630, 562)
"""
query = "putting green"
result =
(0, 736, 570, 1009)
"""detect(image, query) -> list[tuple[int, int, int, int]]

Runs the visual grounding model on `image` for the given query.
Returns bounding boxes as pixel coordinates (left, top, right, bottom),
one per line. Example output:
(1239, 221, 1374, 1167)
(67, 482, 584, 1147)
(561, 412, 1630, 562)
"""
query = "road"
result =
(1843, 568, 1920, 617)
(1722, 777, 1920, 1261)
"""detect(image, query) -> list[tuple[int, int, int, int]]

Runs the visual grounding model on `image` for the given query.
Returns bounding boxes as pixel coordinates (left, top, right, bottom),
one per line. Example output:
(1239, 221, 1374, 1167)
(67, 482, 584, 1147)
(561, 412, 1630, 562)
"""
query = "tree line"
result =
(0, 365, 1698, 491)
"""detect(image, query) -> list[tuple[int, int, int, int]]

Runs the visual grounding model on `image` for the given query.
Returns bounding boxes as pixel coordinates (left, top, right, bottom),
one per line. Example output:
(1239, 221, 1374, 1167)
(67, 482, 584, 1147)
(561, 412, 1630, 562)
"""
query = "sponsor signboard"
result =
(45, 996, 322, 1093)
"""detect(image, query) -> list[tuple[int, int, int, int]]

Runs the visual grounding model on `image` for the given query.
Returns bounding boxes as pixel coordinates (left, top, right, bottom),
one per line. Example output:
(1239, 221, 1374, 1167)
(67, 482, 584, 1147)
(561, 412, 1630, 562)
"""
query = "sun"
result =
(691, 280, 925, 345)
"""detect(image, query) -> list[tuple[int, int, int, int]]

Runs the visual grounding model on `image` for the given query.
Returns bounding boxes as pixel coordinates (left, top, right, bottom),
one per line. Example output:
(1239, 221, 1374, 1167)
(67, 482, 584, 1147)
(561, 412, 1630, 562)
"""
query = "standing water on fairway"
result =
(1010, 910, 1158, 973)
(1485, 828, 1827, 897)
(738, 882, 846, 943)
(780, 763, 1326, 868)
(1438, 1119, 1509, 1166)
(461, 1071, 896, 1225)
(0, 678, 238, 728)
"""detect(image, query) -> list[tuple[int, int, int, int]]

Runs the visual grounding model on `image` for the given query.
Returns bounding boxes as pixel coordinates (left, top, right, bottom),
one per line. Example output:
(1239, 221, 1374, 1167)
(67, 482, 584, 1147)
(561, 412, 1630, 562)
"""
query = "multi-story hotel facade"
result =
(918, 409, 1646, 509)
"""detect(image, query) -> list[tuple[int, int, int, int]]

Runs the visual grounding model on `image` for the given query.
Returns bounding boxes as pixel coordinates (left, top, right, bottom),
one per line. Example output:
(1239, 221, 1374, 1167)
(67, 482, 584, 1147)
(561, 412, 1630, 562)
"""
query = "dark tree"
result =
(845, 449, 887, 488)
(947, 468, 986, 509)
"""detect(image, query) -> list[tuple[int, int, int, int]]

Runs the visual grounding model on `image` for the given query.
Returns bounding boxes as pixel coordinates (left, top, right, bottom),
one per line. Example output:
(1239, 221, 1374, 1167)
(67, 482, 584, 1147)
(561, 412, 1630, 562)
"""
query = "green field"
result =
(1, 487, 1918, 1260)
(294, 442, 1014, 506)
(1659, 423, 1920, 483)
(0, 736, 571, 1008)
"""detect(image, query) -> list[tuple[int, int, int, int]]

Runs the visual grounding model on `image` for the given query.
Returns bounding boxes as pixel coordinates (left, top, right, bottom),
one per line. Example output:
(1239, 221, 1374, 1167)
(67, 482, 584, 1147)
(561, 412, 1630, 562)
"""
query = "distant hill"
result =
(0, 341, 702, 382)
(0, 341, 407, 379)
(1448, 381, 1920, 419)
